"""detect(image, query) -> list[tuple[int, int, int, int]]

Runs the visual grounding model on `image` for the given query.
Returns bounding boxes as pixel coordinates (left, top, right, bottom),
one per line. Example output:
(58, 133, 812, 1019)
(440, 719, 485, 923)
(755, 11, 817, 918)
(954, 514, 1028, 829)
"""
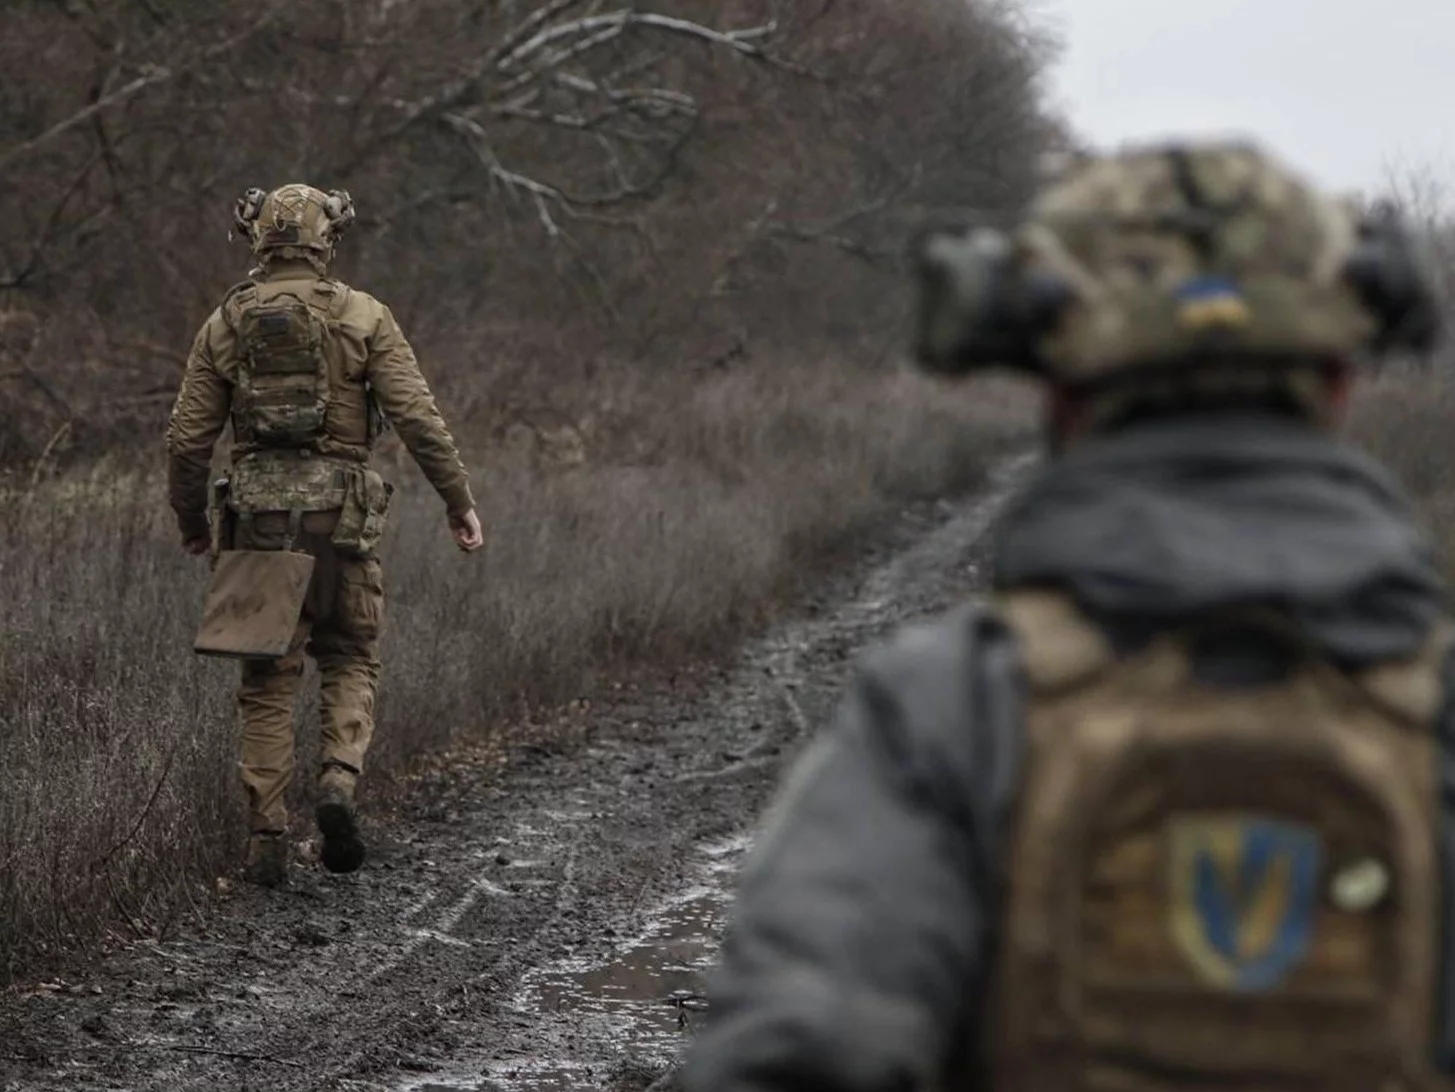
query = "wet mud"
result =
(0, 457, 1026, 1092)
(420, 837, 743, 1092)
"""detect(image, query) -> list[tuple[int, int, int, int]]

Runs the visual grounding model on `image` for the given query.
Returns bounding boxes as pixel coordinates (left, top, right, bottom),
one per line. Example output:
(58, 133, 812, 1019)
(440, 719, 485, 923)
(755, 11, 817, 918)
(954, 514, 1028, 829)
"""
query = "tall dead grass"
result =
(0, 360, 1031, 980)
(1347, 369, 1455, 575)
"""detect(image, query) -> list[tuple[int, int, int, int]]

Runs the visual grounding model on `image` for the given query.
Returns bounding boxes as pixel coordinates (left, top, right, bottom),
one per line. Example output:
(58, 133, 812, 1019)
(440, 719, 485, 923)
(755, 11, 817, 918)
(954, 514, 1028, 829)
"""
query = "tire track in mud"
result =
(0, 455, 1028, 1092)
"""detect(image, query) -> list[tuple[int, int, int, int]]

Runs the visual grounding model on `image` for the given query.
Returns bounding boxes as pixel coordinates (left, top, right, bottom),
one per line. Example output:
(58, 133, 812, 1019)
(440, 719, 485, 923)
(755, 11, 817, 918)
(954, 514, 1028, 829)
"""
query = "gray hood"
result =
(993, 415, 1446, 664)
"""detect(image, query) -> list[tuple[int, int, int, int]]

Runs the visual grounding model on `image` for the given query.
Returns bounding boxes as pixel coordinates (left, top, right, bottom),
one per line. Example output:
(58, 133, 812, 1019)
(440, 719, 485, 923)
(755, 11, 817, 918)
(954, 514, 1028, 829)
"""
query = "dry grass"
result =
(0, 359, 1032, 981)
(1346, 368, 1455, 576)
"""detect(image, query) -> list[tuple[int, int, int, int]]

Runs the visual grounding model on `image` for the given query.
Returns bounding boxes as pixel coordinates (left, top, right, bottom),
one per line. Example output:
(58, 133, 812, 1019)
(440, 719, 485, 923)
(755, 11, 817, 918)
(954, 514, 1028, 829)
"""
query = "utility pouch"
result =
(193, 549, 315, 659)
(331, 465, 393, 559)
(208, 476, 232, 562)
(228, 451, 348, 514)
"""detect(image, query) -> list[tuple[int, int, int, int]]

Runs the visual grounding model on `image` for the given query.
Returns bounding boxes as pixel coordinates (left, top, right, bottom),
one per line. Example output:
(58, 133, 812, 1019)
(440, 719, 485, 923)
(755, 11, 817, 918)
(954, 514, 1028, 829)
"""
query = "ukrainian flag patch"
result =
(1176, 276, 1251, 330)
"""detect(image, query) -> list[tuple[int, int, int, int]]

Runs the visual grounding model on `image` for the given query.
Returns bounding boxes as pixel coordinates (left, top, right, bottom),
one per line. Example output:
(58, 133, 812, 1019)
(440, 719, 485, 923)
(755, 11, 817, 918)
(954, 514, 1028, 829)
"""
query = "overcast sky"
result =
(1041, 0, 1455, 196)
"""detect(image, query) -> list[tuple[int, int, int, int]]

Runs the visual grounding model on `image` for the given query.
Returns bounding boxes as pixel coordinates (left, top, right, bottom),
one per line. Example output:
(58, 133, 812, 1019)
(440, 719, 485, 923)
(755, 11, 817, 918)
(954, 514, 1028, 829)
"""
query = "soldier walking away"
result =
(681, 140, 1451, 1091)
(166, 184, 484, 888)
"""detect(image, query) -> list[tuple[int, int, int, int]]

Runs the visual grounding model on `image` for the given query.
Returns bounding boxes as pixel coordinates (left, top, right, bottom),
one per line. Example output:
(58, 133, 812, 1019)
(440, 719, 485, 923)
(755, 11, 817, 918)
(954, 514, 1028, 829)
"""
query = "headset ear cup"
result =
(232, 187, 266, 240)
(1021, 272, 1077, 341)
(912, 228, 985, 373)
(912, 226, 1067, 375)
(1344, 210, 1443, 354)
(324, 190, 356, 238)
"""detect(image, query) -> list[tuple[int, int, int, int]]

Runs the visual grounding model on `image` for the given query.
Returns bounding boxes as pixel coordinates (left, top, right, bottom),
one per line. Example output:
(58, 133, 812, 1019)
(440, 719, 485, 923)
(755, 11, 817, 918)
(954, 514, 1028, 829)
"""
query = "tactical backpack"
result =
(987, 589, 1449, 1092)
(213, 278, 393, 559)
(226, 281, 335, 449)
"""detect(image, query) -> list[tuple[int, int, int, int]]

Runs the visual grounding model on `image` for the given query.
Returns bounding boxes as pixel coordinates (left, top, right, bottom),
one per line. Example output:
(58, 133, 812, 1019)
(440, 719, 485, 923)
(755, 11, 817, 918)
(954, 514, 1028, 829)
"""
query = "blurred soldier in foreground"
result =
(166, 184, 483, 887)
(683, 140, 1451, 1091)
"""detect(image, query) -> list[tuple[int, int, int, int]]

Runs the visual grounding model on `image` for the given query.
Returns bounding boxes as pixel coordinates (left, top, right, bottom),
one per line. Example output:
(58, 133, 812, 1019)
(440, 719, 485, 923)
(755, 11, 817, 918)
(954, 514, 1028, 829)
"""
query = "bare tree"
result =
(0, 0, 1055, 462)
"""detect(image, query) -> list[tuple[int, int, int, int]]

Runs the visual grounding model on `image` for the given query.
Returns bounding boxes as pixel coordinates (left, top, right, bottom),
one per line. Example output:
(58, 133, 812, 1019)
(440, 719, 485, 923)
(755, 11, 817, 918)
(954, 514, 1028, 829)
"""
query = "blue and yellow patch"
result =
(1176, 276, 1251, 330)
(1168, 816, 1322, 992)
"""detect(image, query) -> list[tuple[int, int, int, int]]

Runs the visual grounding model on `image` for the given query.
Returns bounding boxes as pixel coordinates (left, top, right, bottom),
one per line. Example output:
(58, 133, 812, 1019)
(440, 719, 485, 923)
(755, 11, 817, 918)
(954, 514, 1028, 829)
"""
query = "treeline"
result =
(0, 0, 1056, 463)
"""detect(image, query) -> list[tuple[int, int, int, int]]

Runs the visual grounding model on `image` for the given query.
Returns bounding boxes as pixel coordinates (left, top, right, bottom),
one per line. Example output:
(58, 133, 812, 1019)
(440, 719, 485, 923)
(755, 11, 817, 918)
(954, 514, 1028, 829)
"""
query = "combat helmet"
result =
(914, 139, 1440, 421)
(233, 183, 356, 272)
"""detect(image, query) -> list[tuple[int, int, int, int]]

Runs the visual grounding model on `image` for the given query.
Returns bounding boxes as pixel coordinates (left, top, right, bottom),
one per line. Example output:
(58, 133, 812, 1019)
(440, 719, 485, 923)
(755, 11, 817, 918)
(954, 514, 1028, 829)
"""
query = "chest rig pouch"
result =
(224, 451, 389, 558)
(228, 450, 349, 515)
(985, 589, 1450, 1092)
(228, 282, 331, 448)
(330, 465, 393, 559)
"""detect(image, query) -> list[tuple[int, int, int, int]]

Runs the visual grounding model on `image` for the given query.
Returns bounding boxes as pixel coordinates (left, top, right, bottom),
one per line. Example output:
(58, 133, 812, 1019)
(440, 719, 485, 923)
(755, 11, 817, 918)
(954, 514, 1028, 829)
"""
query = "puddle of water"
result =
(409, 1065, 594, 1092)
(405, 836, 746, 1092)
(531, 884, 722, 1032)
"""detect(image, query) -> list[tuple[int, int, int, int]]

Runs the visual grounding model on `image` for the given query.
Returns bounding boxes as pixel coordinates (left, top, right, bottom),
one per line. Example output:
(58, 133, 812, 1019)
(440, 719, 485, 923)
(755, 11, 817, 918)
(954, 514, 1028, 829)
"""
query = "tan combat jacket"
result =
(165, 260, 474, 541)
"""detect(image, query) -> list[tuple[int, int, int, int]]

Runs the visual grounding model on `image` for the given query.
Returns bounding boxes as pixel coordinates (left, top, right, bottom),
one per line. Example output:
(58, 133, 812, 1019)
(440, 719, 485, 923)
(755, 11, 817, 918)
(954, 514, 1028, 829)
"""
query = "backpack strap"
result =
(995, 588, 1115, 696)
(224, 277, 344, 329)
(1352, 620, 1454, 729)
(1000, 588, 1452, 727)
(311, 278, 351, 321)
(220, 280, 259, 335)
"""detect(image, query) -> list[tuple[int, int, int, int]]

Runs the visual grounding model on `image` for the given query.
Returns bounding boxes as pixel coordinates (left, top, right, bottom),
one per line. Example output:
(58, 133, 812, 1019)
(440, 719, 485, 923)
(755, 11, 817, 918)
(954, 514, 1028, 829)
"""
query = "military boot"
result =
(243, 832, 289, 888)
(316, 764, 366, 874)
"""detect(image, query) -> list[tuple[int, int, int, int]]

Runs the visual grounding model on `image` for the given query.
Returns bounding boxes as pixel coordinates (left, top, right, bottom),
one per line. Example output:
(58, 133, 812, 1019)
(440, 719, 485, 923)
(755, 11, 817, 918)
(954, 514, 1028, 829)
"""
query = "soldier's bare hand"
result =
(183, 536, 211, 556)
(450, 509, 484, 553)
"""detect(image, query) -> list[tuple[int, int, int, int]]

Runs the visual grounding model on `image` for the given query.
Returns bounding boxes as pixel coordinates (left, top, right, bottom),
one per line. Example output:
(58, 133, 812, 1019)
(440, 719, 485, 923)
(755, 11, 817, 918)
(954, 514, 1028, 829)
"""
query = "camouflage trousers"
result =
(234, 511, 383, 834)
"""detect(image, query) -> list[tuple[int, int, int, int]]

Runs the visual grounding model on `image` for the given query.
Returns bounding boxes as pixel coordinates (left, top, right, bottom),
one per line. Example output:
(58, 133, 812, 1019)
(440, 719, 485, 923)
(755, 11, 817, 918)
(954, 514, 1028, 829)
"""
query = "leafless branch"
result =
(0, 11, 280, 176)
(499, 11, 774, 72)
(0, 149, 105, 289)
(766, 222, 898, 267)
(622, 13, 777, 56)
(486, 0, 590, 67)
(9, 366, 73, 420)
(442, 113, 566, 235)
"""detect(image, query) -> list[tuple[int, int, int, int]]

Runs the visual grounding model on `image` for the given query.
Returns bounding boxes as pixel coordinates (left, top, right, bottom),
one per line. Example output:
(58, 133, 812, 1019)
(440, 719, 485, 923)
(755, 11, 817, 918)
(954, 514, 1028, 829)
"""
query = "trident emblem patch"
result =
(1168, 815, 1322, 992)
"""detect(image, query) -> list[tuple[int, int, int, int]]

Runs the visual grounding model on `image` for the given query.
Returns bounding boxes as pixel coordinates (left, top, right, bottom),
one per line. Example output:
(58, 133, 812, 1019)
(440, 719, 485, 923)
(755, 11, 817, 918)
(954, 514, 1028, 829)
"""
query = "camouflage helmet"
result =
(233, 183, 356, 266)
(915, 139, 1439, 397)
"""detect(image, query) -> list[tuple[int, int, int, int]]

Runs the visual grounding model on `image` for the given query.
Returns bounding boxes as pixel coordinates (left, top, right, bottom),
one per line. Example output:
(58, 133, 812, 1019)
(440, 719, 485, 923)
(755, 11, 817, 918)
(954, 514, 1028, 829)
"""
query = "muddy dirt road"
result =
(0, 458, 1025, 1092)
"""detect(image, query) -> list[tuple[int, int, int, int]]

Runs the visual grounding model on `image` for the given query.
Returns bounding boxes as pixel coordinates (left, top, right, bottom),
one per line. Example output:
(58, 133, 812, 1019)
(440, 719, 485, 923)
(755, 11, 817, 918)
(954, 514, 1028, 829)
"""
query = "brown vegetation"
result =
(0, 367, 1032, 981)
(1349, 371, 1455, 575)
(1346, 176, 1455, 575)
(0, 0, 1052, 979)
